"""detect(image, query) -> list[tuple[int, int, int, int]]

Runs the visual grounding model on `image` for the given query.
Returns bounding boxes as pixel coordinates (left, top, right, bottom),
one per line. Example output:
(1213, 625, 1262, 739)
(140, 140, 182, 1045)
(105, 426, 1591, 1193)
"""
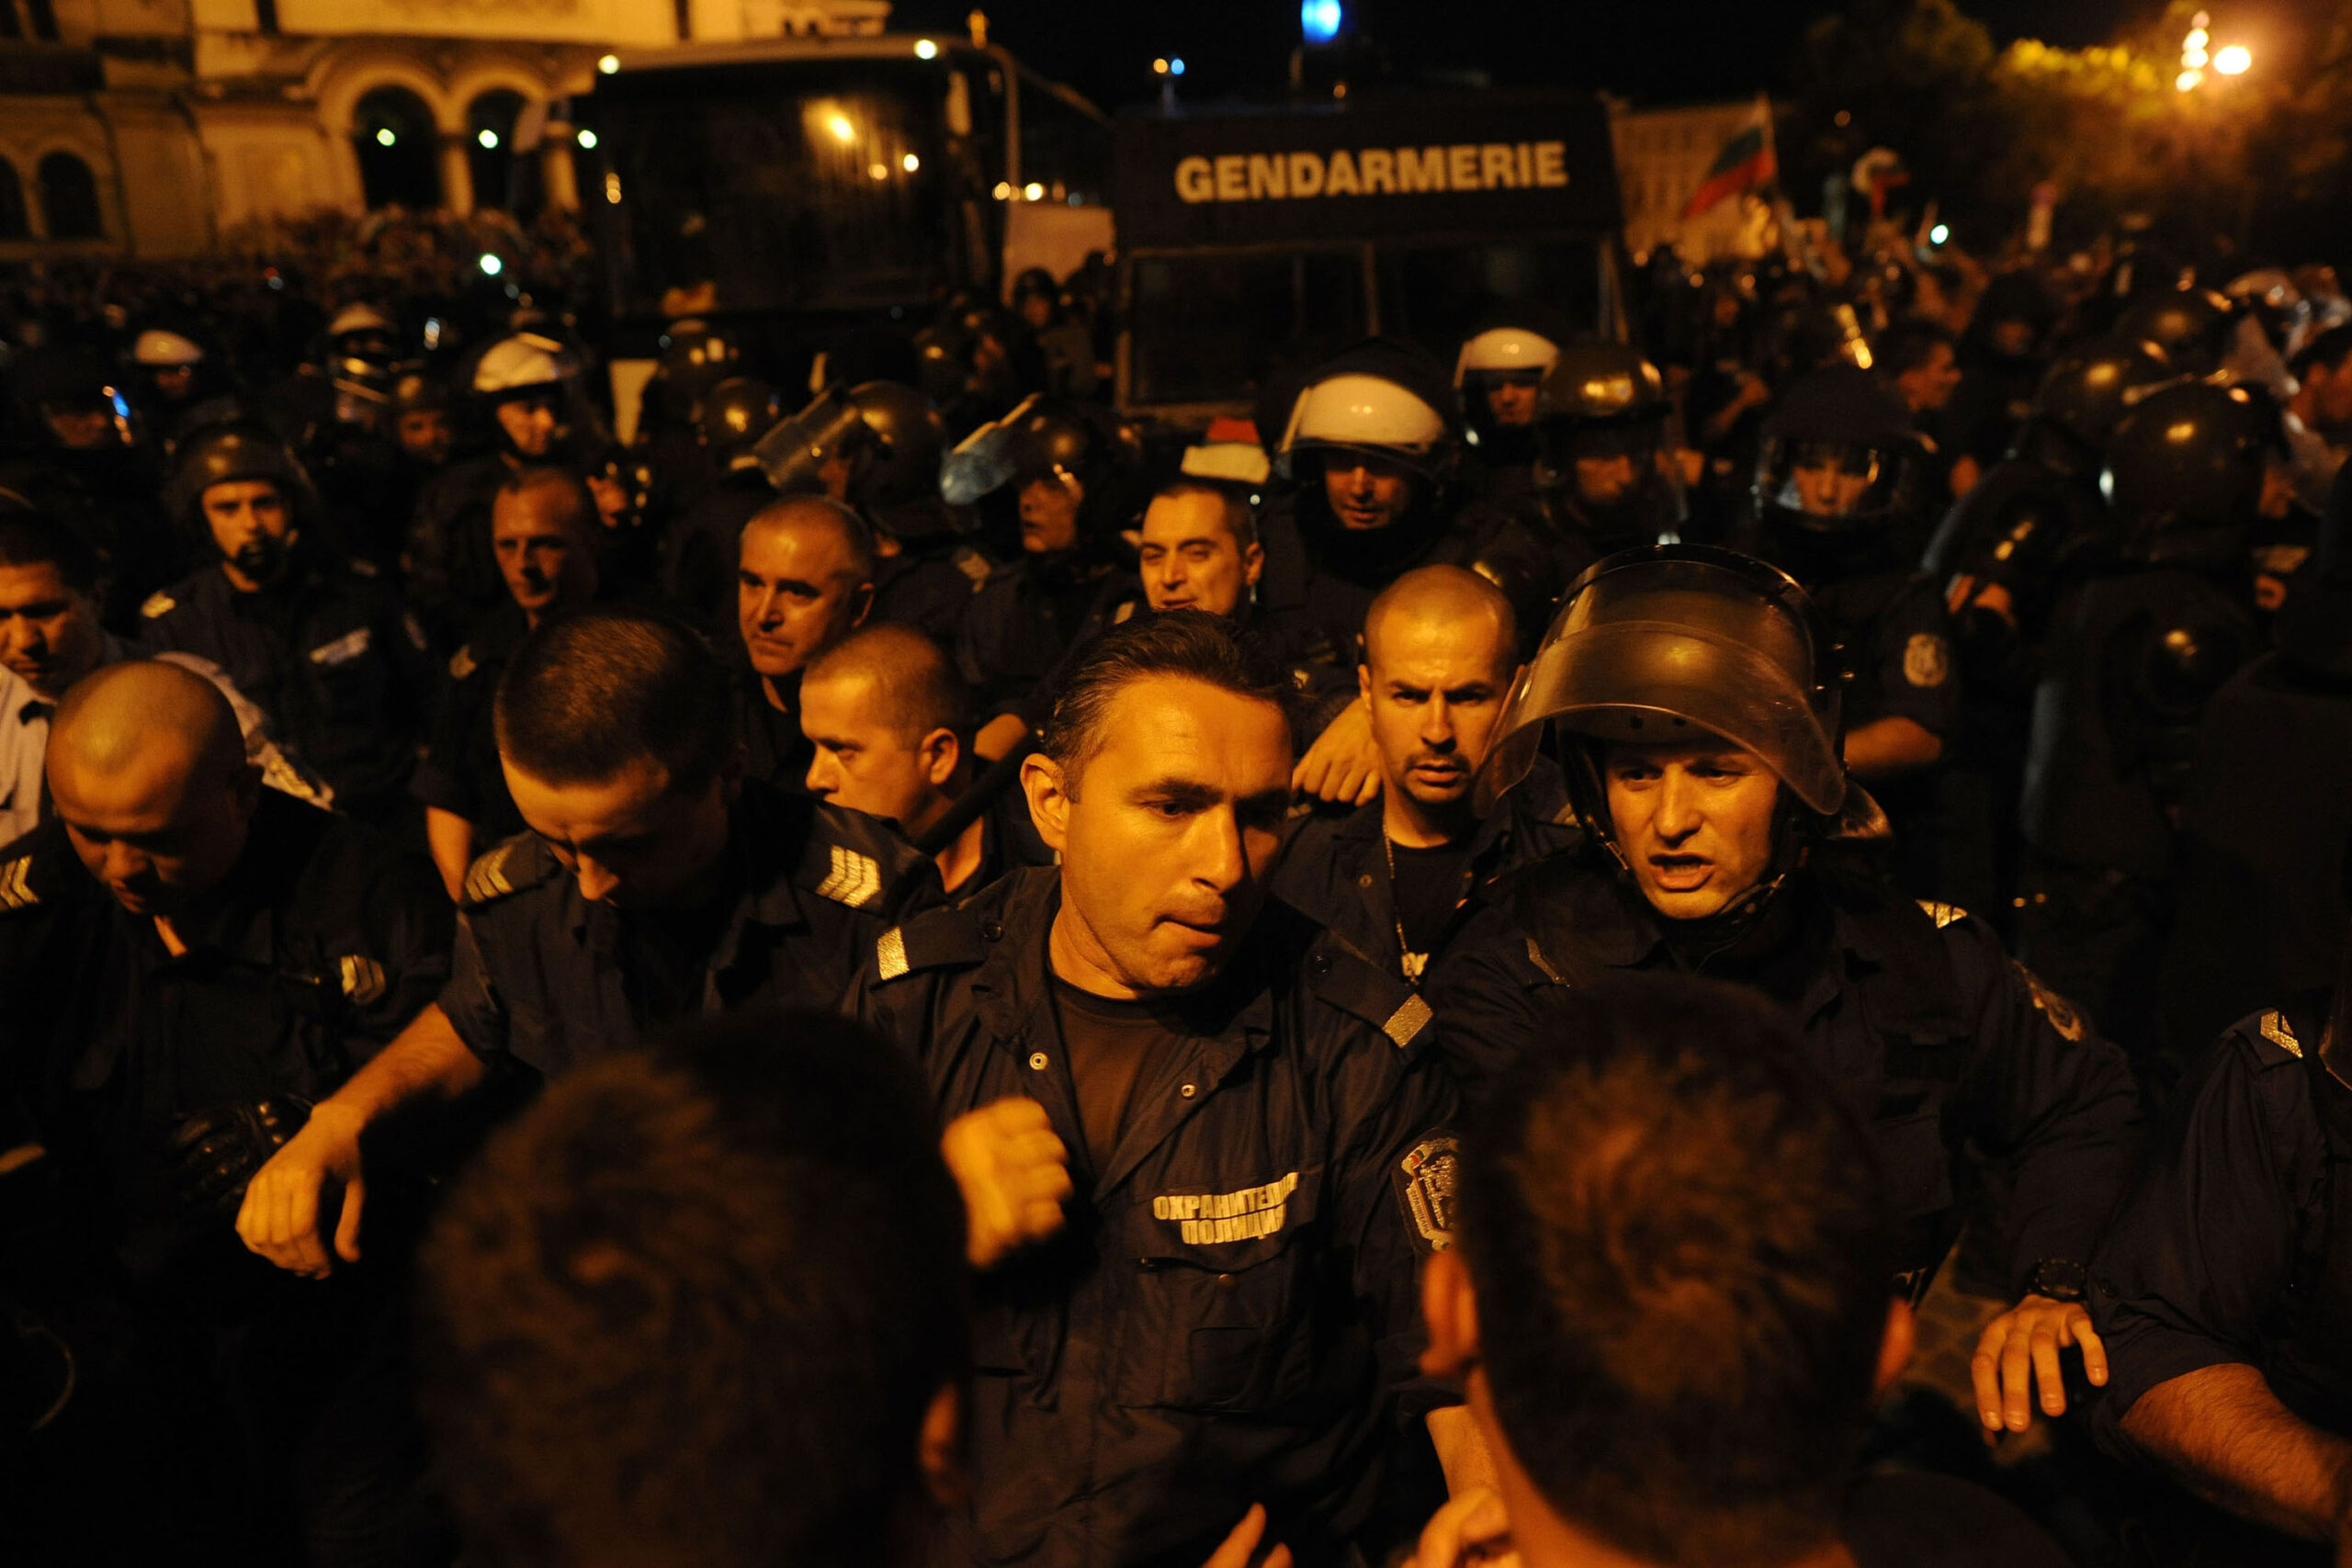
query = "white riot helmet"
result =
(1453, 326, 1562, 388)
(131, 330, 205, 368)
(472, 335, 566, 401)
(1278, 373, 1453, 484)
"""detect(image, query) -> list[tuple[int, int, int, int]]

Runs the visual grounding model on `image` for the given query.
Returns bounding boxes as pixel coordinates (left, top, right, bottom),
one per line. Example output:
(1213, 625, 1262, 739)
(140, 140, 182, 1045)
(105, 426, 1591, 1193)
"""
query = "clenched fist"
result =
(941, 1097, 1074, 1269)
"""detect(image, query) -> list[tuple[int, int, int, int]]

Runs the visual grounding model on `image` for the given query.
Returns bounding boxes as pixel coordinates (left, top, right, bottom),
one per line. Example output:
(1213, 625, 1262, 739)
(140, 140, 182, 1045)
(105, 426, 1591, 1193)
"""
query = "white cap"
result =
(131, 329, 204, 367)
(1180, 440, 1271, 486)
(1453, 327, 1561, 387)
(472, 336, 565, 396)
(326, 303, 396, 340)
(1281, 373, 1449, 458)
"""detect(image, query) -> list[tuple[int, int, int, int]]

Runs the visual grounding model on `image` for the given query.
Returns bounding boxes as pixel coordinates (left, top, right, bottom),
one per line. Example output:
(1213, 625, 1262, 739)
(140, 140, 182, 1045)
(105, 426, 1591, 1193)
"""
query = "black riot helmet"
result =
(2101, 379, 2274, 569)
(939, 395, 1140, 538)
(1481, 544, 1849, 826)
(164, 418, 321, 536)
(2283, 462, 2352, 683)
(2014, 334, 2174, 479)
(697, 376, 784, 473)
(758, 380, 945, 512)
(647, 321, 744, 430)
(2114, 285, 2239, 378)
(9, 344, 129, 449)
(1531, 342, 1683, 538)
(1754, 364, 1921, 536)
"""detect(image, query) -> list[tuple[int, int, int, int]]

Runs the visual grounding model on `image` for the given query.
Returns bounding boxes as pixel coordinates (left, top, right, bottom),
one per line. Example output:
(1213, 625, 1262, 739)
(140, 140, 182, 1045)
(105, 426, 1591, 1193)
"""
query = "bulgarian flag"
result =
(1681, 107, 1778, 220)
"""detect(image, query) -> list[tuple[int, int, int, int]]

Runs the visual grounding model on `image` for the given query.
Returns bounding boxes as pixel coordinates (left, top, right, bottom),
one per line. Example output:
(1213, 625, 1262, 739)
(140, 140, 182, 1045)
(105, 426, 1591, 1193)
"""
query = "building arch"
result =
(35, 149, 101, 239)
(350, 85, 440, 210)
(0, 155, 28, 240)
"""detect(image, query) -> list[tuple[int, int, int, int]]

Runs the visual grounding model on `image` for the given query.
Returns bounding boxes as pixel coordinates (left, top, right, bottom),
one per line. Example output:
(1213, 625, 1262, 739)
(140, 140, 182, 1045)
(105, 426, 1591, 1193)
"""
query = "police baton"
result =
(913, 730, 1037, 857)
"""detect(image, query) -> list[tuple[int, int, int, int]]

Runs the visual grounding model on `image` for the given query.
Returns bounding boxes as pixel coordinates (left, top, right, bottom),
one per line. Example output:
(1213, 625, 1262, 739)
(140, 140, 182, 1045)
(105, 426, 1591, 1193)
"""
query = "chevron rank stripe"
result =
(816, 845, 883, 908)
(0, 856, 34, 911)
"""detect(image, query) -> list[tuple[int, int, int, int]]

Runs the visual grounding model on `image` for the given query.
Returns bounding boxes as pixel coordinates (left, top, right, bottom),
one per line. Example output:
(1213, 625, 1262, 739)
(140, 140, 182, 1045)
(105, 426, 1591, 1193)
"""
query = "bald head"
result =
(741, 495, 877, 581)
(1363, 565, 1518, 681)
(806, 624, 971, 745)
(48, 660, 260, 917)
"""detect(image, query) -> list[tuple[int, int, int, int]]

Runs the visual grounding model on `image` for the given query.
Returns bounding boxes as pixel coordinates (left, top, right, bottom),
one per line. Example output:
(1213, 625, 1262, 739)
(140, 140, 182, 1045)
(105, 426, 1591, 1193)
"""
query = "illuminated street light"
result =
(2214, 45, 2251, 74)
(2186, 28, 2209, 49)
(827, 113, 856, 143)
(479, 254, 503, 276)
(1153, 57, 1169, 74)
(1023, 181, 1043, 201)
(375, 128, 395, 146)
(478, 129, 499, 149)
(901, 152, 921, 172)
(597, 54, 619, 74)
(2184, 46, 2208, 68)
(576, 129, 598, 149)
(914, 38, 938, 59)
(1929, 223, 1951, 244)
(991, 181, 1012, 200)
(2176, 68, 2204, 91)
(868, 163, 888, 180)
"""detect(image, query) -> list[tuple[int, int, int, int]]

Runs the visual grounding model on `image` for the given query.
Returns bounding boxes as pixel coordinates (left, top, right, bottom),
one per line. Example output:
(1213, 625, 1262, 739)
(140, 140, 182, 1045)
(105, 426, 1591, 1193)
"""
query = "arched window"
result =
(0, 158, 28, 241)
(467, 89, 528, 213)
(36, 152, 99, 240)
(352, 86, 440, 210)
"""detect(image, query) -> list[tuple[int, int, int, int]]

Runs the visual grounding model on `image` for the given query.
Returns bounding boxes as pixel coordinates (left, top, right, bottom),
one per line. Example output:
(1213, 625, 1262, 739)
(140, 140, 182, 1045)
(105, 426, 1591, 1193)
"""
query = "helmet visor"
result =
(1481, 551, 1845, 816)
(937, 398, 1039, 507)
(1757, 436, 1916, 525)
(755, 388, 865, 495)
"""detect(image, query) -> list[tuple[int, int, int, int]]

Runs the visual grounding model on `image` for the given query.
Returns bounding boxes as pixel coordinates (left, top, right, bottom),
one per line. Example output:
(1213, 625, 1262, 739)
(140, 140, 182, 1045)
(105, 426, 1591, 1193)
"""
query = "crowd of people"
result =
(0, 212, 2348, 1568)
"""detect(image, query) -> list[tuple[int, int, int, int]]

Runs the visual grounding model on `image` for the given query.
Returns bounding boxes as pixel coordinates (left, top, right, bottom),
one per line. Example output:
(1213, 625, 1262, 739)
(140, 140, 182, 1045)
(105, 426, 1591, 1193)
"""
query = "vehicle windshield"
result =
(1128, 249, 1367, 409)
(590, 60, 959, 315)
(1374, 238, 1606, 351)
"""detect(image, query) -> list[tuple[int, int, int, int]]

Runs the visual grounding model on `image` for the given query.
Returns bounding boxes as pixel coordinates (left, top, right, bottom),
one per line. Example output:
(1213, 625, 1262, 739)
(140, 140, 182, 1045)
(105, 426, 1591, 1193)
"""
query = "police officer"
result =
(407, 333, 574, 633)
(0, 660, 451, 1561)
(944, 396, 1141, 753)
(2018, 380, 2269, 1062)
(757, 378, 984, 648)
(660, 375, 787, 641)
(1275, 566, 1572, 986)
(236, 604, 929, 1278)
(1745, 363, 1962, 897)
(412, 467, 605, 899)
(1462, 341, 1686, 648)
(850, 611, 1469, 1568)
(1, 341, 177, 625)
(2114, 283, 2242, 379)
(1012, 265, 1099, 399)
(1452, 312, 1565, 505)
(799, 622, 1050, 900)
(1923, 335, 2173, 926)
(734, 495, 877, 792)
(141, 420, 435, 829)
(1426, 546, 2141, 1416)
(2083, 939, 2352, 1564)
(2155, 462, 2352, 1060)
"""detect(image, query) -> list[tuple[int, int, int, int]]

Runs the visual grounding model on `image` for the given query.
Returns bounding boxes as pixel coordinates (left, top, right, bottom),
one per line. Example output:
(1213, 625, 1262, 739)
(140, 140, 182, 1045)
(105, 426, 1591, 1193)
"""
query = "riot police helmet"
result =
(1754, 364, 1922, 536)
(164, 418, 320, 530)
(1531, 342, 1680, 532)
(1277, 339, 1459, 489)
(324, 303, 400, 366)
(647, 321, 743, 428)
(939, 395, 1140, 533)
(1454, 312, 1566, 447)
(697, 376, 784, 471)
(471, 335, 567, 403)
(2101, 379, 2275, 568)
(2018, 334, 2174, 477)
(130, 329, 207, 371)
(2114, 285, 2239, 378)
(759, 380, 944, 511)
(1480, 543, 1848, 822)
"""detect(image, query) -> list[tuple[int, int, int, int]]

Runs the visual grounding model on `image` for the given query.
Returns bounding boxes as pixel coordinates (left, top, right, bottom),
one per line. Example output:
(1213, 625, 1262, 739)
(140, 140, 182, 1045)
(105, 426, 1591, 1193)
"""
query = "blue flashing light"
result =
(1301, 0, 1341, 44)
(1928, 223, 1951, 245)
(1169, 57, 1185, 75)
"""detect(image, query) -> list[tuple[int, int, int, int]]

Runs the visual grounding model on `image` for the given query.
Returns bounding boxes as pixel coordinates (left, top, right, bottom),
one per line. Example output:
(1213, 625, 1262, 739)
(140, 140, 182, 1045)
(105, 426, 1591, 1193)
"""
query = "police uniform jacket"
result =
(870, 529, 997, 649)
(0, 789, 451, 1276)
(2087, 997, 2352, 1454)
(1272, 758, 1579, 986)
(849, 867, 1462, 1568)
(956, 554, 1132, 717)
(443, 779, 928, 1079)
(408, 603, 530, 840)
(1427, 855, 2143, 1296)
(731, 666, 816, 795)
(141, 558, 435, 822)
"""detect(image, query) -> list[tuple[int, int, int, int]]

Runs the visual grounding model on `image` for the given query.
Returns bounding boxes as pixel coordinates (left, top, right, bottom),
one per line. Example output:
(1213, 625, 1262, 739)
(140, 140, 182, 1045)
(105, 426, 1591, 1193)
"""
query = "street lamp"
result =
(2213, 45, 2251, 75)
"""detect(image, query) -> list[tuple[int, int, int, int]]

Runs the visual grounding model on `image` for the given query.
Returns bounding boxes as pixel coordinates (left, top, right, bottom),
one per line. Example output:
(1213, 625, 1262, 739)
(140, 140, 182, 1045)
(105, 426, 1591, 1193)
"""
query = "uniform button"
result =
(1216, 1272, 1237, 1291)
(1357, 873, 1374, 888)
(1028, 1051, 1048, 1070)
(1180, 1083, 1196, 1098)
(981, 919, 1005, 942)
(1307, 952, 1332, 976)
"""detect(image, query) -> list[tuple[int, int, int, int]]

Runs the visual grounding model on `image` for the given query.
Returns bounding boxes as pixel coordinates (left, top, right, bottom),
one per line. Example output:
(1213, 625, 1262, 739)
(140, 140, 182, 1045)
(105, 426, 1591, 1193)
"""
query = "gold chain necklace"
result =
(1382, 831, 1429, 985)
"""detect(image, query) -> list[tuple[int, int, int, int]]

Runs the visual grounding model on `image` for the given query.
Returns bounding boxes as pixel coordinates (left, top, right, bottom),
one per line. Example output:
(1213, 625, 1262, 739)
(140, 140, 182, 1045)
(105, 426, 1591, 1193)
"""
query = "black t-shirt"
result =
(1843, 1471, 2073, 1568)
(1051, 976, 1184, 1165)
(1388, 839, 1473, 977)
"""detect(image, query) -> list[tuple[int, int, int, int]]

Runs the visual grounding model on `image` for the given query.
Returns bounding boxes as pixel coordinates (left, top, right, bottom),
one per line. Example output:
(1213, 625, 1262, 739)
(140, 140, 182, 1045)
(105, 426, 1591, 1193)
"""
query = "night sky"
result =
(891, 0, 2153, 115)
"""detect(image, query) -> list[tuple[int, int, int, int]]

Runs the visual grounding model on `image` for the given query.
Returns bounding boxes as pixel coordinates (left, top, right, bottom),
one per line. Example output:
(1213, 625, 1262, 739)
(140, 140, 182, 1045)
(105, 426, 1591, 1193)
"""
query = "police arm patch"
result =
(1904, 632, 1951, 689)
(814, 844, 883, 908)
(1395, 1135, 1458, 1253)
(2259, 1010, 2302, 1058)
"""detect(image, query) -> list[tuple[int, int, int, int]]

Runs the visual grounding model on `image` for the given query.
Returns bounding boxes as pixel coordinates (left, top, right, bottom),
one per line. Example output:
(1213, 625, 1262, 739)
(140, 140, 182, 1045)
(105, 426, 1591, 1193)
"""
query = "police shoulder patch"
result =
(1917, 899, 1968, 928)
(141, 590, 175, 619)
(460, 835, 553, 908)
(1904, 632, 1951, 689)
(799, 803, 928, 911)
(1395, 1134, 1459, 1254)
(0, 852, 40, 913)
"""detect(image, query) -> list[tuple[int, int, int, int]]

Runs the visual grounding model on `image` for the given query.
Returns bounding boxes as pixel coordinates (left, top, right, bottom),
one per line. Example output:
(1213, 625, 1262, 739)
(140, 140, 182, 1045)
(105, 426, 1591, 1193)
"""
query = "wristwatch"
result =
(2029, 1258, 2088, 1303)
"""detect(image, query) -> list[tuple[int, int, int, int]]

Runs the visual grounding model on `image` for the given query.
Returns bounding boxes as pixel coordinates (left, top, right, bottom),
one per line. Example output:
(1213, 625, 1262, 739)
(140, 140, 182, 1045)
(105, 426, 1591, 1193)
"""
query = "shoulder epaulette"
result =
(0, 852, 40, 913)
(798, 803, 928, 911)
(2256, 1009, 2303, 1059)
(1917, 900, 1969, 929)
(1307, 932, 1434, 1051)
(141, 590, 175, 619)
(460, 835, 555, 908)
(872, 904, 990, 983)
